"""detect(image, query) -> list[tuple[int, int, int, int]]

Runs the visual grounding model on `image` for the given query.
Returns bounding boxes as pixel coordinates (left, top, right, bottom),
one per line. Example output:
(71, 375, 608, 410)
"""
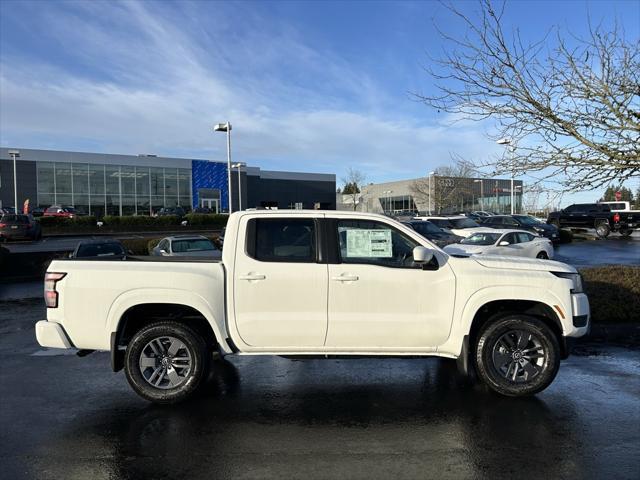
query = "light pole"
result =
(8, 149, 20, 211)
(428, 171, 435, 215)
(474, 179, 484, 211)
(213, 122, 233, 213)
(496, 138, 515, 215)
(231, 162, 245, 211)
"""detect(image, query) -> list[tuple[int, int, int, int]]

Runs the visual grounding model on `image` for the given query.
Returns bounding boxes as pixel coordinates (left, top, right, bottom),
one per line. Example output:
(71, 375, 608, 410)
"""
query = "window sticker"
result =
(345, 229, 393, 258)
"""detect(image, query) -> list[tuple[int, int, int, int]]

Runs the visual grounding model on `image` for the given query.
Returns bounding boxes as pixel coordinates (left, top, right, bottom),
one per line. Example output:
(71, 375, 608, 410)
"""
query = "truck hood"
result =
(471, 255, 576, 273)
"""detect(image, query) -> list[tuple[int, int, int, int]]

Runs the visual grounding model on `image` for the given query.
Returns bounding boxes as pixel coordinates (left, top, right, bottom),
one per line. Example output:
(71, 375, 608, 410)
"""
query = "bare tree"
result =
(341, 167, 367, 211)
(410, 157, 476, 213)
(416, 0, 640, 192)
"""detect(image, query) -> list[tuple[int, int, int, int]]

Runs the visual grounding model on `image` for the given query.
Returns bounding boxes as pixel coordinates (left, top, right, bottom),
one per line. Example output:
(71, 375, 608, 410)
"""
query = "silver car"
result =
(151, 235, 222, 259)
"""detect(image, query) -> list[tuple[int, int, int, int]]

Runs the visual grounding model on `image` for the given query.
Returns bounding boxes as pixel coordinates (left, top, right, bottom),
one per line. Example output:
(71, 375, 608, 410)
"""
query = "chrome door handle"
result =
(239, 274, 266, 281)
(331, 274, 359, 282)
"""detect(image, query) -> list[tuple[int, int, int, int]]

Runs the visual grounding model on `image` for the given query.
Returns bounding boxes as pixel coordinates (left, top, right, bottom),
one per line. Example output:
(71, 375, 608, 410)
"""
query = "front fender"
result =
(105, 288, 229, 351)
(438, 284, 569, 358)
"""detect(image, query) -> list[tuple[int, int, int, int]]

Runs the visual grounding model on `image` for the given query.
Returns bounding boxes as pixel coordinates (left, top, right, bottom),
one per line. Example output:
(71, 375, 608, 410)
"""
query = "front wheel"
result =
(474, 315, 560, 397)
(619, 228, 633, 237)
(536, 251, 548, 259)
(124, 321, 210, 404)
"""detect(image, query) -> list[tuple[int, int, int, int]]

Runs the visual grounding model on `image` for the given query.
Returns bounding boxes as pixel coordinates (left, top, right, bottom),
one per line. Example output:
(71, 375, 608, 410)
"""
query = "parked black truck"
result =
(547, 203, 640, 238)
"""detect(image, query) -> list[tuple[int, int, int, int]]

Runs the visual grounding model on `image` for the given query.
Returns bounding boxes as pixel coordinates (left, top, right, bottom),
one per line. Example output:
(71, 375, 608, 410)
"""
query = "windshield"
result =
(461, 232, 501, 245)
(450, 218, 480, 229)
(172, 239, 216, 252)
(410, 222, 443, 235)
(514, 215, 540, 226)
(76, 243, 125, 257)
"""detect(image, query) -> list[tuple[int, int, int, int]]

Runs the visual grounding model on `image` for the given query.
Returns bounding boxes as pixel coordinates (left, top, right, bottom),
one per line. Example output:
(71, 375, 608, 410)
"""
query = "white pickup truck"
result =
(36, 210, 590, 404)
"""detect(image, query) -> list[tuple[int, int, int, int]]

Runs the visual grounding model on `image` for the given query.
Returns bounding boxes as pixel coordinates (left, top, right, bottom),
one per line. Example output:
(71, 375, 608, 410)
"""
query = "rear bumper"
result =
(35, 320, 74, 349)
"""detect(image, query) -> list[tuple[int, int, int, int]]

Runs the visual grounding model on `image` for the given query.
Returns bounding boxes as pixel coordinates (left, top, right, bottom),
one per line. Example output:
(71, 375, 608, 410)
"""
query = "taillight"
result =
(0, 223, 6, 227)
(613, 213, 620, 223)
(44, 272, 66, 308)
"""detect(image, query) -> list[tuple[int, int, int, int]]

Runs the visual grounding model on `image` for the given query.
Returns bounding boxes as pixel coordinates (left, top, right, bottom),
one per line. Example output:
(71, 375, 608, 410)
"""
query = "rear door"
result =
(232, 215, 328, 348)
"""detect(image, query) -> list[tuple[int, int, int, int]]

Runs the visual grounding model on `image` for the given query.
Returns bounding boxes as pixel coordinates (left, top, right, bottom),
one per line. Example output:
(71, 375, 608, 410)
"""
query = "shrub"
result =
(579, 266, 640, 324)
(117, 216, 155, 228)
(101, 215, 121, 226)
(154, 215, 180, 227)
(37, 216, 69, 228)
(120, 238, 159, 255)
(147, 238, 162, 253)
(71, 216, 97, 227)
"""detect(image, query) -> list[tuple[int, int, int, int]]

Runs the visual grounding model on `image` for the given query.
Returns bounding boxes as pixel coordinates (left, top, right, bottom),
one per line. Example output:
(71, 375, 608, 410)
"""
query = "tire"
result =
(595, 222, 610, 238)
(124, 321, 210, 404)
(474, 315, 560, 397)
(536, 251, 548, 259)
(619, 228, 633, 237)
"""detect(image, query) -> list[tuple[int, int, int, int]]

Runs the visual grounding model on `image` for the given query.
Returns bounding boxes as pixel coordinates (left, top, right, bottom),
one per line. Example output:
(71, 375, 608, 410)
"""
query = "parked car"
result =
(30, 207, 46, 217)
(70, 239, 127, 259)
(0, 214, 42, 242)
(413, 215, 486, 237)
(471, 211, 494, 218)
(547, 203, 640, 238)
(444, 229, 554, 259)
(36, 210, 589, 404)
(43, 206, 78, 218)
(481, 215, 560, 242)
(151, 235, 222, 259)
(402, 220, 463, 247)
(154, 207, 186, 218)
(0, 207, 16, 215)
(192, 207, 213, 214)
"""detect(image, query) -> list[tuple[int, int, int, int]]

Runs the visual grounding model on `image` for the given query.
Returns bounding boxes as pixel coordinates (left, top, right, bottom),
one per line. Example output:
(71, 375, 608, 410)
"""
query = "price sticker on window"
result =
(345, 229, 393, 258)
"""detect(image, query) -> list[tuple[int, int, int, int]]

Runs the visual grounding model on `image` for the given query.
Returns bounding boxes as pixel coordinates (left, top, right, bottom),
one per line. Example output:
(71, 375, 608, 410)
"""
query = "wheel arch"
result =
(107, 289, 228, 371)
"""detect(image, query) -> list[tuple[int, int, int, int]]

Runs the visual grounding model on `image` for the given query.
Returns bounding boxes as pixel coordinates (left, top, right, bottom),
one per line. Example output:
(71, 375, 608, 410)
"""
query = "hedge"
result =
(579, 266, 640, 324)
(184, 214, 228, 226)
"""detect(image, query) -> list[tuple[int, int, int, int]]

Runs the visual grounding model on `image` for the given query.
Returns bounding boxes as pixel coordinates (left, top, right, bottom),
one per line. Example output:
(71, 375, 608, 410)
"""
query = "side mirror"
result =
(413, 246, 434, 264)
(499, 241, 510, 246)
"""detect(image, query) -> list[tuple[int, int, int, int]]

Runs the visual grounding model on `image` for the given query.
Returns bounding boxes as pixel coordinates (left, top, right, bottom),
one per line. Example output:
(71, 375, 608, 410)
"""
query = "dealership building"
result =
(0, 148, 336, 215)
(338, 176, 523, 215)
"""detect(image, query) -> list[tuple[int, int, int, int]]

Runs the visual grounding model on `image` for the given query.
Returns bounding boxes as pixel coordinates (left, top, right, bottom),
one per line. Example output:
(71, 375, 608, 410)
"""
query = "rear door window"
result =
(247, 218, 316, 263)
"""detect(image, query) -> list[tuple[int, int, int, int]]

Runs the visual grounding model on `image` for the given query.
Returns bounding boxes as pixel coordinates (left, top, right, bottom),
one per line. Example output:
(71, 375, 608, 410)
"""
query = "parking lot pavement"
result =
(554, 235, 640, 267)
(2, 300, 639, 480)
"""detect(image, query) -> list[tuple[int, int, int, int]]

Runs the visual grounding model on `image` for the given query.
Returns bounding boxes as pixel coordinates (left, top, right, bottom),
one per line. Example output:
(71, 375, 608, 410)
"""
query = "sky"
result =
(1, 0, 638, 207)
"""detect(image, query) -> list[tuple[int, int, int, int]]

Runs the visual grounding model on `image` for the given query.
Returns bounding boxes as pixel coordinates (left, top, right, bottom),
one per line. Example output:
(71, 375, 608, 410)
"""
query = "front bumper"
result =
(35, 320, 74, 349)
(567, 293, 591, 337)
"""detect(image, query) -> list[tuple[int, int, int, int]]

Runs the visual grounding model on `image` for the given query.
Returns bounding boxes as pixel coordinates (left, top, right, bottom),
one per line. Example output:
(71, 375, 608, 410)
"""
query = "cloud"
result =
(0, 0, 500, 181)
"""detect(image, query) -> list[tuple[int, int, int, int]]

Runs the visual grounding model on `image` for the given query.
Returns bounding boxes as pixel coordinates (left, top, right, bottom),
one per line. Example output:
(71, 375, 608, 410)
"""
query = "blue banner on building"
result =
(191, 160, 228, 211)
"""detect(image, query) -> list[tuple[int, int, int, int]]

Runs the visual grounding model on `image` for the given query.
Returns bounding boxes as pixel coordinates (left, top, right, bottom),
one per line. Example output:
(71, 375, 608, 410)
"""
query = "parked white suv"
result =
(36, 210, 590, 404)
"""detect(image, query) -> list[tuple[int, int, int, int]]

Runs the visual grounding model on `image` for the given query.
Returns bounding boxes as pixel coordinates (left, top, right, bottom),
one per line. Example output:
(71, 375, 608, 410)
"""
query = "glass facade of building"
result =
(36, 162, 192, 216)
(379, 195, 418, 214)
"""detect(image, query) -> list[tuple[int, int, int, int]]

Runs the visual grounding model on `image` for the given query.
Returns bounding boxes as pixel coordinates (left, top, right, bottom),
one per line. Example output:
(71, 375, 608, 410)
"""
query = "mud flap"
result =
(456, 335, 477, 380)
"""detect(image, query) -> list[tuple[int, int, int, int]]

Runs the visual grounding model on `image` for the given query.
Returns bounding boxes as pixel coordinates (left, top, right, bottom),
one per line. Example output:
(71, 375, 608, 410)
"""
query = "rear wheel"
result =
(595, 222, 610, 238)
(619, 228, 633, 237)
(124, 321, 210, 404)
(536, 251, 548, 259)
(474, 315, 560, 397)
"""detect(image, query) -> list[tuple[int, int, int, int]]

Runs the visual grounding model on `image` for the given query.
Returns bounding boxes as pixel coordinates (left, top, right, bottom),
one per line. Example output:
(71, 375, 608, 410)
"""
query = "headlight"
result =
(552, 272, 583, 293)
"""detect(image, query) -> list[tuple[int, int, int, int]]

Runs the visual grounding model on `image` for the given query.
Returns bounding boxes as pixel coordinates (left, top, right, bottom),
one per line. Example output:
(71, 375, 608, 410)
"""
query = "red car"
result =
(43, 206, 78, 218)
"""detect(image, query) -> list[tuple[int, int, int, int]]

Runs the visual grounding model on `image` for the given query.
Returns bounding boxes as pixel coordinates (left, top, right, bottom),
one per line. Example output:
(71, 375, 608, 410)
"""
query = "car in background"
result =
(43, 206, 79, 218)
(154, 207, 186, 218)
(444, 229, 554, 259)
(192, 207, 213, 214)
(70, 239, 127, 258)
(481, 214, 560, 242)
(471, 210, 493, 218)
(413, 215, 485, 237)
(0, 207, 16, 215)
(29, 207, 46, 217)
(151, 235, 222, 259)
(0, 214, 42, 242)
(402, 220, 463, 247)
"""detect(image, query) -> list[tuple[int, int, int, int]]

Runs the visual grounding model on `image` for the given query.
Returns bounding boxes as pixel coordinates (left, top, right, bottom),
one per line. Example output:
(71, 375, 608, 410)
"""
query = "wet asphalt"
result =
(1, 300, 639, 480)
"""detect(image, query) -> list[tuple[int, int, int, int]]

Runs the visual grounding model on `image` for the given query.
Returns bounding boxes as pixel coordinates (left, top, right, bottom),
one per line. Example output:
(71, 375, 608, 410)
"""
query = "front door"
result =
(200, 198, 219, 213)
(325, 218, 456, 349)
(233, 215, 328, 348)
